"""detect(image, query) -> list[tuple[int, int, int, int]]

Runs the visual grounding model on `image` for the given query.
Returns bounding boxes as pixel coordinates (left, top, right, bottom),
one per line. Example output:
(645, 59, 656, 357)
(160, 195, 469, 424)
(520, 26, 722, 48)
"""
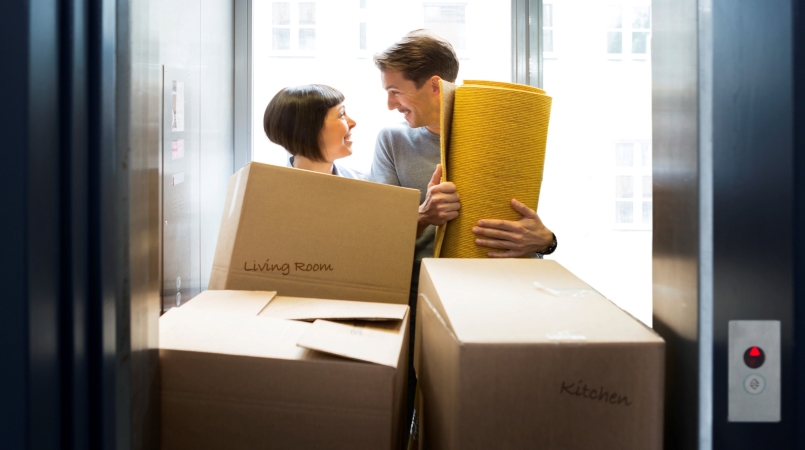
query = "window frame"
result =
(267, 1, 319, 57)
(606, 4, 652, 60)
(613, 139, 653, 231)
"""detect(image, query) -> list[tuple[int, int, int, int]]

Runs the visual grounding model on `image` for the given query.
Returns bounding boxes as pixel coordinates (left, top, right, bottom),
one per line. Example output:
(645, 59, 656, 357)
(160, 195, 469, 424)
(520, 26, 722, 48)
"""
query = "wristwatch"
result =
(534, 233, 557, 258)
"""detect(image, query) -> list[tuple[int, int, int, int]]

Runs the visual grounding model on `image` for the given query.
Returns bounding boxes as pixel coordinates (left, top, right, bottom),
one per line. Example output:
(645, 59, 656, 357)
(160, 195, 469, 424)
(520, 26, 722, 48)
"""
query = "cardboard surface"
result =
(179, 289, 277, 315)
(161, 290, 410, 450)
(415, 259, 665, 450)
(209, 162, 420, 305)
(260, 295, 408, 321)
(297, 319, 406, 367)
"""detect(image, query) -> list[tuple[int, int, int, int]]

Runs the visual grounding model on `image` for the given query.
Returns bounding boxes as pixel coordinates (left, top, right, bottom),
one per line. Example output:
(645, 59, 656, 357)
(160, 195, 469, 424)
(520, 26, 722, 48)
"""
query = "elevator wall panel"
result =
(652, 0, 703, 448)
(711, 0, 795, 446)
(127, 0, 234, 447)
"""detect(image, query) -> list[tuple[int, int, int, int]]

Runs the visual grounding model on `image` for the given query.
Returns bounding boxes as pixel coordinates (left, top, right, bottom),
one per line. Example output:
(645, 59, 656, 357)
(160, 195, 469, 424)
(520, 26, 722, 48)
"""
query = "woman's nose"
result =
(347, 116, 356, 129)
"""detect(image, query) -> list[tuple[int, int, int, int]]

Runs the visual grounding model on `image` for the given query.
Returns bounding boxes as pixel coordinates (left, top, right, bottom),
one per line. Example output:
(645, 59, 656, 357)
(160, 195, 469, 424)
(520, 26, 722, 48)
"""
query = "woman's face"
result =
(319, 102, 356, 163)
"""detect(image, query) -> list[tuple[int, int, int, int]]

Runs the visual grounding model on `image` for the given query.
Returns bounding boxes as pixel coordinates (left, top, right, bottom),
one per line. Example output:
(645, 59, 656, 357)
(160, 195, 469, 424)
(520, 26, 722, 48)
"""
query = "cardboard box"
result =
(161, 290, 410, 450)
(414, 259, 665, 450)
(209, 163, 420, 305)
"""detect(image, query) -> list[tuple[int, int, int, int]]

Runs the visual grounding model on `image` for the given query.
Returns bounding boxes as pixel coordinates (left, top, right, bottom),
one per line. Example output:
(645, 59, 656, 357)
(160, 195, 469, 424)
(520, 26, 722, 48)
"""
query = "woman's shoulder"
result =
(333, 163, 368, 180)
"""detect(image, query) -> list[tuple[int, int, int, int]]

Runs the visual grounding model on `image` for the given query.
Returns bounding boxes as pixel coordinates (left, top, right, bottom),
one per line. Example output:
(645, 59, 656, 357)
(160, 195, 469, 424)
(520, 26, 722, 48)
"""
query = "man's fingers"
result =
(474, 237, 517, 250)
(438, 201, 461, 212)
(510, 198, 538, 219)
(476, 218, 520, 232)
(433, 192, 460, 204)
(432, 210, 459, 225)
(487, 249, 529, 258)
(472, 226, 517, 242)
(427, 164, 443, 188)
(430, 181, 457, 195)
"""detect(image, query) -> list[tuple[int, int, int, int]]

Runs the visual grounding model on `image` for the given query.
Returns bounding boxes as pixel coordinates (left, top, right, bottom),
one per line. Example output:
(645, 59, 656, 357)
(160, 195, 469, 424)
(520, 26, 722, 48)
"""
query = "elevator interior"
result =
(1, 0, 804, 449)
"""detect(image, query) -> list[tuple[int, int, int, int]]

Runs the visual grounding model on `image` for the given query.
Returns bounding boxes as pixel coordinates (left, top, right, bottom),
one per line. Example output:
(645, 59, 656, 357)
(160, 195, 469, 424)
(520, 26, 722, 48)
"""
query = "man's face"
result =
(381, 70, 441, 131)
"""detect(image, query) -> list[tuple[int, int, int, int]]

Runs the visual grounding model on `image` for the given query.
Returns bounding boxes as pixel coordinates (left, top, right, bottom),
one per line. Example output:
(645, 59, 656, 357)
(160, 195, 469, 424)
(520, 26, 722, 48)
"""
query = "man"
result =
(369, 29, 558, 427)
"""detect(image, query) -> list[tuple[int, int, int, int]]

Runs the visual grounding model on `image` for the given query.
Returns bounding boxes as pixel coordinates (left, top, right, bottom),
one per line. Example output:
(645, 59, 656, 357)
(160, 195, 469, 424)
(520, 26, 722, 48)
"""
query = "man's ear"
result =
(430, 75, 442, 95)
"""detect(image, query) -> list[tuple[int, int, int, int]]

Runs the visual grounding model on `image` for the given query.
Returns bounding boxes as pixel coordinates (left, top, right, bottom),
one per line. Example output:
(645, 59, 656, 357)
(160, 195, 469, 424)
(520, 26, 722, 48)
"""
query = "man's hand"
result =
(417, 164, 460, 236)
(472, 198, 553, 258)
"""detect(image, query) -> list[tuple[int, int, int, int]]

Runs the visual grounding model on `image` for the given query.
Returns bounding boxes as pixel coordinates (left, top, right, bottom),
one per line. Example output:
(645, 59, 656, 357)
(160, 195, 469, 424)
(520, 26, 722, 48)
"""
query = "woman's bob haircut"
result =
(263, 84, 345, 162)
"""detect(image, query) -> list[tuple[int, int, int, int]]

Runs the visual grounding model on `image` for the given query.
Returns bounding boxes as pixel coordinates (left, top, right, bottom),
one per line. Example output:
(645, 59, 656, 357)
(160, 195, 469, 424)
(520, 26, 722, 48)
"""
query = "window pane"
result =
(616, 201, 634, 223)
(632, 6, 650, 29)
(642, 176, 652, 198)
(299, 28, 316, 51)
(632, 31, 649, 54)
(543, 30, 554, 53)
(616, 143, 634, 166)
(544, 4, 553, 27)
(642, 201, 652, 224)
(607, 6, 622, 28)
(424, 4, 467, 50)
(299, 2, 316, 26)
(616, 176, 634, 198)
(273, 28, 290, 50)
(360, 23, 367, 50)
(641, 142, 651, 167)
(360, 0, 367, 8)
(273, 2, 290, 26)
(607, 32, 622, 54)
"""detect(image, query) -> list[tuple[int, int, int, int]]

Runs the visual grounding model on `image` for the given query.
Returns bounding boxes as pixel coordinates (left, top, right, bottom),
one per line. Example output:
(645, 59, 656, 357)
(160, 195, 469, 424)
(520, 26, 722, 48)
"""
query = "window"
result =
(271, 1, 317, 53)
(631, 6, 650, 55)
(253, 0, 511, 171)
(424, 3, 467, 51)
(543, 3, 554, 54)
(614, 141, 652, 228)
(606, 4, 650, 58)
(606, 6, 623, 54)
(541, 0, 653, 325)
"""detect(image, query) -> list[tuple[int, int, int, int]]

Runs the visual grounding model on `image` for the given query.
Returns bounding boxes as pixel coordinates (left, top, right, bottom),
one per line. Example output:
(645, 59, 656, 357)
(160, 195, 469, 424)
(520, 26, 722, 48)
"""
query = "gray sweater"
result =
(370, 123, 441, 291)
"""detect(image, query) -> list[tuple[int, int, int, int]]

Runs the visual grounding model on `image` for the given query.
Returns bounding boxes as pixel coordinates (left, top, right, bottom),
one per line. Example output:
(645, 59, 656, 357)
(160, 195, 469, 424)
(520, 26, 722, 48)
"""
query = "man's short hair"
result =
(373, 29, 459, 87)
(263, 84, 344, 162)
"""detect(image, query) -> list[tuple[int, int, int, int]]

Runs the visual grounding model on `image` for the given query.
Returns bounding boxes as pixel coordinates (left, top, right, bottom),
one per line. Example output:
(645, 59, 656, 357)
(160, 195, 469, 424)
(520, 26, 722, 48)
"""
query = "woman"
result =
(263, 84, 364, 179)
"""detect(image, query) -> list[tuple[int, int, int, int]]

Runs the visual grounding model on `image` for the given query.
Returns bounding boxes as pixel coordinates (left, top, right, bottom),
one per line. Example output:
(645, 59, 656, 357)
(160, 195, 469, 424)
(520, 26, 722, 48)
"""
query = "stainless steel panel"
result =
(125, 0, 235, 447)
(127, 0, 162, 448)
(200, 0, 235, 290)
(162, 67, 195, 310)
(728, 321, 781, 422)
(234, 0, 252, 170)
(652, 0, 707, 448)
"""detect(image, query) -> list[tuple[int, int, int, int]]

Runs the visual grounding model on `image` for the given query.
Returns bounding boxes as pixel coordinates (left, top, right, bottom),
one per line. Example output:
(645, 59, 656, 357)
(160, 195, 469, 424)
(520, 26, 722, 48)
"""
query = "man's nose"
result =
(387, 92, 398, 110)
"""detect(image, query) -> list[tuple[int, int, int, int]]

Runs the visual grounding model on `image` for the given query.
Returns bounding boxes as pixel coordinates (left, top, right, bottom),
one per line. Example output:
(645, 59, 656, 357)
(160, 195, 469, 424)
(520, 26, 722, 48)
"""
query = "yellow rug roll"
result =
(434, 80, 552, 258)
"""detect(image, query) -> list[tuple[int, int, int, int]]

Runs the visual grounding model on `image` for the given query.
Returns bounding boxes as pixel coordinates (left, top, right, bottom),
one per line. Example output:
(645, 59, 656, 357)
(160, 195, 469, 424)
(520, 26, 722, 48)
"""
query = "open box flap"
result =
(295, 318, 407, 368)
(182, 290, 277, 316)
(259, 296, 408, 322)
(160, 308, 320, 361)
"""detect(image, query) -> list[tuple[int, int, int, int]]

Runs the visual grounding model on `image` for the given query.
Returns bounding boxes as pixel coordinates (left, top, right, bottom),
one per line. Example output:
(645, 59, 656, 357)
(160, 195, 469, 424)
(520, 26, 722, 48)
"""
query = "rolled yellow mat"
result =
(434, 79, 552, 258)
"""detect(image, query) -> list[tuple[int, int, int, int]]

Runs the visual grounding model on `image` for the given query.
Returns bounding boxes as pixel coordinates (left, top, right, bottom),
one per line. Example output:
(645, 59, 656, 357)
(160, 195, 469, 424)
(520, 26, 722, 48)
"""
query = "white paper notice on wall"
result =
(171, 81, 185, 132)
(172, 139, 185, 160)
(172, 172, 185, 186)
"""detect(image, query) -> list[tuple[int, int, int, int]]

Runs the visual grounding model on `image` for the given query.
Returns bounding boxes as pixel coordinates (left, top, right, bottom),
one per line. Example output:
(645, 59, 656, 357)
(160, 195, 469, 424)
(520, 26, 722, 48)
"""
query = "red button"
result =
(743, 346, 765, 369)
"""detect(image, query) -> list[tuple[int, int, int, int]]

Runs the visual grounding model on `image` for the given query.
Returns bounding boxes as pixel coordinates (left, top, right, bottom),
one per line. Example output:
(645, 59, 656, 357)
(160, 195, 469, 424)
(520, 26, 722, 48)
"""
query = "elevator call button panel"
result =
(728, 320, 780, 422)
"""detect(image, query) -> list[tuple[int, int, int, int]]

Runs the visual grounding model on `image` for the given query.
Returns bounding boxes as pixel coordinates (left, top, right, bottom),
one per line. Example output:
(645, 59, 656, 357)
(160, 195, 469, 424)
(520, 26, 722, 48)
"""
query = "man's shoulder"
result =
(377, 122, 417, 140)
